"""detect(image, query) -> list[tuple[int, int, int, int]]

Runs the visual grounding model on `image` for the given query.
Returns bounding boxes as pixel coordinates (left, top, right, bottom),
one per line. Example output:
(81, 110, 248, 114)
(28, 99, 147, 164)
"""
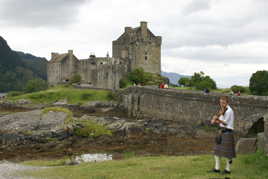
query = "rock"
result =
(81, 101, 117, 108)
(236, 138, 257, 154)
(257, 132, 265, 152)
(16, 99, 31, 105)
(0, 109, 73, 149)
(53, 99, 68, 105)
(100, 107, 114, 113)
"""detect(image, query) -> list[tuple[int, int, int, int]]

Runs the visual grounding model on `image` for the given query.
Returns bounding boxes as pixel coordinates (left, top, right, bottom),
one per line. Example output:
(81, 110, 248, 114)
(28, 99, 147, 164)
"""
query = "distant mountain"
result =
(161, 71, 190, 85)
(0, 36, 47, 92)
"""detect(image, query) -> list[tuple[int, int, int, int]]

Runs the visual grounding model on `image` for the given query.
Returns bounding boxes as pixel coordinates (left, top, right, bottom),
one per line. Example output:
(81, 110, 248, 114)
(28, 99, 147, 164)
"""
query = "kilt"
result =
(214, 130, 236, 159)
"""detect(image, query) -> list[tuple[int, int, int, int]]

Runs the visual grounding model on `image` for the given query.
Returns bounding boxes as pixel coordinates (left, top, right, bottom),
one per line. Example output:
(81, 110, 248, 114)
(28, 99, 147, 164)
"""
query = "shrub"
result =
(80, 93, 93, 100)
(119, 78, 131, 88)
(74, 120, 112, 137)
(231, 85, 246, 93)
(119, 68, 166, 88)
(107, 91, 117, 100)
(25, 78, 48, 93)
(178, 77, 191, 87)
(249, 70, 268, 95)
(70, 74, 81, 84)
(7, 91, 24, 97)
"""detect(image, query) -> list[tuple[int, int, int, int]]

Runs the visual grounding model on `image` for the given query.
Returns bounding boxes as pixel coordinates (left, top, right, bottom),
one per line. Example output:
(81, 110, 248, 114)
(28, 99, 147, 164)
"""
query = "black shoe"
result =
(222, 169, 231, 174)
(208, 168, 220, 173)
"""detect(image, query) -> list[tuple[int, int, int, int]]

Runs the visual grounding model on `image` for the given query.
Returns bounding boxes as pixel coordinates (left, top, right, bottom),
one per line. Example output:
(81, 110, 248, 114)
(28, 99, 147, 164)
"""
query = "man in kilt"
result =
(210, 96, 236, 174)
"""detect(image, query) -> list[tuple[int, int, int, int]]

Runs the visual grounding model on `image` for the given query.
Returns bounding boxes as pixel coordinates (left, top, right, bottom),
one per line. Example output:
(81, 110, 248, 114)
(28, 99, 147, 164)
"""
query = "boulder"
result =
(236, 138, 257, 154)
(0, 110, 72, 148)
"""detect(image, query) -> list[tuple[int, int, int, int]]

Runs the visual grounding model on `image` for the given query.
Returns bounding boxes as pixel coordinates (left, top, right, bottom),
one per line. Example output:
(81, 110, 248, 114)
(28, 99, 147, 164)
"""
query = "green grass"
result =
(8, 85, 114, 104)
(19, 152, 268, 179)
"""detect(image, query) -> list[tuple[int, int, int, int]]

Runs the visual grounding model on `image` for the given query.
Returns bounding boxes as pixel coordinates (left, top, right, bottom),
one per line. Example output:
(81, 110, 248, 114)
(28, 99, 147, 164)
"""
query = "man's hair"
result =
(220, 96, 229, 103)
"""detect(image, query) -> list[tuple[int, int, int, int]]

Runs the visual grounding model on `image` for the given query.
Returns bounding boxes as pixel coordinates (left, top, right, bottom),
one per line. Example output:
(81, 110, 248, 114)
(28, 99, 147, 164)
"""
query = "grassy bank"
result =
(8, 85, 114, 104)
(19, 152, 268, 179)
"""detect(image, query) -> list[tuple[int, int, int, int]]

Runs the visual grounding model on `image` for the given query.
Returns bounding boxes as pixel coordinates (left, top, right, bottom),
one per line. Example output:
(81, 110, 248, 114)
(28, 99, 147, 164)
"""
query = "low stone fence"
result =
(120, 86, 268, 136)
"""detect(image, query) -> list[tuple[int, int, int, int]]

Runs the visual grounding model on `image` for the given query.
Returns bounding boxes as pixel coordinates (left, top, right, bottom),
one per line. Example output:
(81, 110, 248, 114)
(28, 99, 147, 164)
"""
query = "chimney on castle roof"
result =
(125, 27, 132, 33)
(140, 21, 148, 39)
(68, 50, 73, 56)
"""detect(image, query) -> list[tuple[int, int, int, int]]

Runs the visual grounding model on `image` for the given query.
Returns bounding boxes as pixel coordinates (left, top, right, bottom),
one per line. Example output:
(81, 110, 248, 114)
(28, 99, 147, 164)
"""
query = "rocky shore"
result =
(0, 100, 215, 161)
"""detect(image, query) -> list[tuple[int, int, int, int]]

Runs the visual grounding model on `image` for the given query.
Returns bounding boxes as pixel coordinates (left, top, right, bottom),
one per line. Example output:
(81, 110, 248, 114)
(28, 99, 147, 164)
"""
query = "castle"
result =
(47, 22, 162, 89)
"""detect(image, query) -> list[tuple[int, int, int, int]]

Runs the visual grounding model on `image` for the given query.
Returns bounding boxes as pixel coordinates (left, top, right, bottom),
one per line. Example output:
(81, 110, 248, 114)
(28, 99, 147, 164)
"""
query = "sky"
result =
(0, 0, 268, 88)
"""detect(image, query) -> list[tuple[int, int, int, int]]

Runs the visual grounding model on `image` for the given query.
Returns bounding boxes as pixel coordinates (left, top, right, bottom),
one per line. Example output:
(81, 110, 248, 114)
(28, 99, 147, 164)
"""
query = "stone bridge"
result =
(120, 86, 268, 153)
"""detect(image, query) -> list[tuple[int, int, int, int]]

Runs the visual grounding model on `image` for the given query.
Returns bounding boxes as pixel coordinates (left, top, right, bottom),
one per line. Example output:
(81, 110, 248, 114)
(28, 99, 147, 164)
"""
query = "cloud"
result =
(164, 42, 268, 64)
(183, 0, 212, 14)
(1, 0, 268, 88)
(0, 0, 89, 28)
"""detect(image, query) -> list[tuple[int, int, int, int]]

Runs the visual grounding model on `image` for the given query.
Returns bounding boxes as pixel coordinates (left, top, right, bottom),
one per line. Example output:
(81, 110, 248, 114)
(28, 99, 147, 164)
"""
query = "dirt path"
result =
(0, 161, 42, 179)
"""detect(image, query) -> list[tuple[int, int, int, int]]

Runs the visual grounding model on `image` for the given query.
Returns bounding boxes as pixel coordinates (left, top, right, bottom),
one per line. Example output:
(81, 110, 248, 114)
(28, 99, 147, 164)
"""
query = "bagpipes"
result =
(211, 105, 228, 125)
(212, 106, 228, 144)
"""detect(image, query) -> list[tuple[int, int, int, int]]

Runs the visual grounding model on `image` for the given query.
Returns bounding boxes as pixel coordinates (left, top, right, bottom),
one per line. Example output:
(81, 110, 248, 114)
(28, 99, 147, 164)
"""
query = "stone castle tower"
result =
(113, 21, 162, 74)
(47, 22, 162, 89)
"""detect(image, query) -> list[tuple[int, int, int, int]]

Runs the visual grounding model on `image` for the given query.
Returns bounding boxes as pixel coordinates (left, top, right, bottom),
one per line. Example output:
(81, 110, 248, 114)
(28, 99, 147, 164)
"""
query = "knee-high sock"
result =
(225, 158, 232, 171)
(214, 155, 220, 170)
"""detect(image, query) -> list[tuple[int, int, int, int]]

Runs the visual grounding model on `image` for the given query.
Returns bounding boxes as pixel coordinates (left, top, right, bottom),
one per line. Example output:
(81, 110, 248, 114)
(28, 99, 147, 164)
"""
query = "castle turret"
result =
(112, 21, 161, 74)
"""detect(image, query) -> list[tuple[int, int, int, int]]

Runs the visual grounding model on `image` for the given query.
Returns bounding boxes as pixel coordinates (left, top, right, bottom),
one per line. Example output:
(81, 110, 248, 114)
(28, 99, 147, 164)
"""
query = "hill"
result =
(161, 71, 190, 85)
(0, 36, 47, 92)
(17, 51, 47, 80)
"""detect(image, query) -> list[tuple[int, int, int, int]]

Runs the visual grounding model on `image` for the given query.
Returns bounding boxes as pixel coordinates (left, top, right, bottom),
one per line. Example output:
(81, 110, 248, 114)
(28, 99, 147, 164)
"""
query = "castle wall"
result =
(77, 58, 127, 89)
(47, 63, 61, 85)
(130, 40, 161, 74)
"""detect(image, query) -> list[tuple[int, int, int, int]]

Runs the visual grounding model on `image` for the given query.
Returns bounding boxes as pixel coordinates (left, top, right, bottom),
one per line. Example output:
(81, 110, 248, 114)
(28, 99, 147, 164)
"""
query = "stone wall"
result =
(264, 114, 268, 155)
(121, 86, 268, 137)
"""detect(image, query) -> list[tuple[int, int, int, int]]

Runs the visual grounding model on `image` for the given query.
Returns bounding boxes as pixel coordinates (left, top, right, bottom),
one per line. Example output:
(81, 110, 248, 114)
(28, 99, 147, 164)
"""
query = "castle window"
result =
(145, 56, 148, 60)
(145, 52, 148, 61)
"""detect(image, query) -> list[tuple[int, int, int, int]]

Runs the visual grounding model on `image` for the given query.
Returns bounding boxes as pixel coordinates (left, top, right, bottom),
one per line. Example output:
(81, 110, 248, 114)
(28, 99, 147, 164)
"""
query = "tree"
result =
(249, 70, 268, 95)
(189, 71, 217, 90)
(25, 78, 48, 93)
(119, 78, 131, 88)
(178, 77, 191, 86)
(70, 74, 82, 84)
(128, 68, 153, 85)
(119, 68, 166, 88)
(231, 85, 246, 93)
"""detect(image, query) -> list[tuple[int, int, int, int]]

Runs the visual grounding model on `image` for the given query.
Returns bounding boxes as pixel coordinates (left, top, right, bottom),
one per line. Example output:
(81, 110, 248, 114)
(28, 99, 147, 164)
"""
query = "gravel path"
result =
(0, 160, 43, 179)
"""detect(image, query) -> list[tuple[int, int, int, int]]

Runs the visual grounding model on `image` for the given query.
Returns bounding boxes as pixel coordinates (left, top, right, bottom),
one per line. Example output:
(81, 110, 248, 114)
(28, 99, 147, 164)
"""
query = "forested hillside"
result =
(0, 36, 47, 92)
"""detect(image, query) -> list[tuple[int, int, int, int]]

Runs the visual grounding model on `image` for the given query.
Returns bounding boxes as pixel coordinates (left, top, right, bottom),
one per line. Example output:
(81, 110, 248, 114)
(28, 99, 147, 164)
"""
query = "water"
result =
(74, 153, 113, 163)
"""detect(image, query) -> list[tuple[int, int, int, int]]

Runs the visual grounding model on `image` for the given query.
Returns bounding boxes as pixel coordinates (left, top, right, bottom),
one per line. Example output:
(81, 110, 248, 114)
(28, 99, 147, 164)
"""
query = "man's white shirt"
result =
(219, 105, 234, 130)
